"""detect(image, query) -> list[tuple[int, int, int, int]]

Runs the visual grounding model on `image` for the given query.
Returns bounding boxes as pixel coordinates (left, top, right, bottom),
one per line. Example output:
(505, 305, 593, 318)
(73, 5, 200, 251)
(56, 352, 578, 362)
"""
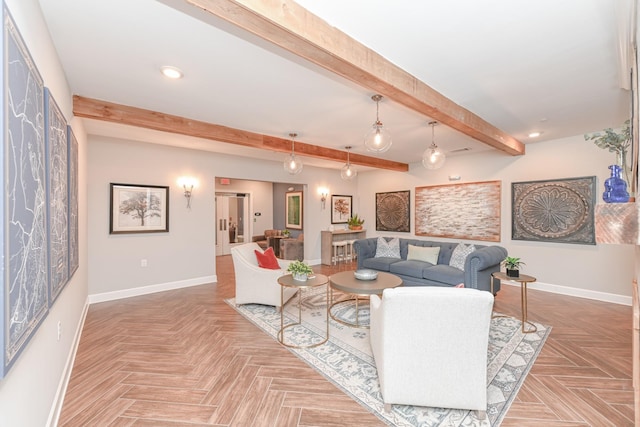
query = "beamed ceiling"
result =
(39, 0, 634, 171)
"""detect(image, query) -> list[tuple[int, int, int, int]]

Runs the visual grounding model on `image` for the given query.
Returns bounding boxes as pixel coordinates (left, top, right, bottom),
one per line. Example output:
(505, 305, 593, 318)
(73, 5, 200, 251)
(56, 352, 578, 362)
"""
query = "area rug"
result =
(225, 286, 551, 426)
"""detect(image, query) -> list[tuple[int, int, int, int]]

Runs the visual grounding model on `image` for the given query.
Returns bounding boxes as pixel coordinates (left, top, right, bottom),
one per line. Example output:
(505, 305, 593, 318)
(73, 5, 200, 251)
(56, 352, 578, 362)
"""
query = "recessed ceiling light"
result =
(528, 131, 542, 138)
(160, 66, 183, 79)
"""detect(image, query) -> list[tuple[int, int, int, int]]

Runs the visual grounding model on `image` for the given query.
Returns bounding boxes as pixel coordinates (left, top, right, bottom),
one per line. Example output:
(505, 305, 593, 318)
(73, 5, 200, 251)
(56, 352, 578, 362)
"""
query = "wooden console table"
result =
(321, 229, 366, 265)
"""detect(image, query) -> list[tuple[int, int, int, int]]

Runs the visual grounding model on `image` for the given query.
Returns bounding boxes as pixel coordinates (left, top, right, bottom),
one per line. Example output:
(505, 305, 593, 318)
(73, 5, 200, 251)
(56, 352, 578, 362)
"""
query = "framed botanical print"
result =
(110, 183, 169, 234)
(285, 191, 303, 230)
(331, 195, 352, 224)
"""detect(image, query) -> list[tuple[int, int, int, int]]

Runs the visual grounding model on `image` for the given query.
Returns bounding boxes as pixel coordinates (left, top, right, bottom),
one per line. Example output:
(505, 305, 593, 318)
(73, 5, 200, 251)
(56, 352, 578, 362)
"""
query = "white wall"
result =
(88, 131, 635, 303)
(358, 134, 635, 301)
(88, 137, 217, 296)
(88, 136, 358, 296)
(0, 1, 89, 426)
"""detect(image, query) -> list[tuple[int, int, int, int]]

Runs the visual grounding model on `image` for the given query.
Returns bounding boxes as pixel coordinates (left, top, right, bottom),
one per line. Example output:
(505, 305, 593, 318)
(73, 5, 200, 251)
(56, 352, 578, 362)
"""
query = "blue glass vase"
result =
(602, 164, 630, 203)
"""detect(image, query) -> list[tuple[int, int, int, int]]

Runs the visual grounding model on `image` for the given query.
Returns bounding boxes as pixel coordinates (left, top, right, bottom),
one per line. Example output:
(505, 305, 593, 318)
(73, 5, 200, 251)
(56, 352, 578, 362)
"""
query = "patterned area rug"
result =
(226, 286, 551, 426)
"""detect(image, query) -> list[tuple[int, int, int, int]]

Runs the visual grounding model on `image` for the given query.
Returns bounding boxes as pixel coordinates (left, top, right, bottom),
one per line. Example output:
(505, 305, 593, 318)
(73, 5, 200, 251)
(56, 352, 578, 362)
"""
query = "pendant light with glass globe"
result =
(341, 146, 357, 180)
(364, 94, 392, 153)
(422, 121, 446, 170)
(284, 132, 303, 175)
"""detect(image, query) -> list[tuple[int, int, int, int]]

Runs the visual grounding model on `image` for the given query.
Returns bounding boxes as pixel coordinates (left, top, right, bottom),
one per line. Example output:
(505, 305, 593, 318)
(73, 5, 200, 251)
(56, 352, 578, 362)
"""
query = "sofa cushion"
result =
(362, 257, 400, 272)
(255, 247, 280, 269)
(407, 245, 440, 264)
(375, 237, 401, 258)
(422, 264, 465, 285)
(449, 243, 476, 270)
(389, 260, 433, 278)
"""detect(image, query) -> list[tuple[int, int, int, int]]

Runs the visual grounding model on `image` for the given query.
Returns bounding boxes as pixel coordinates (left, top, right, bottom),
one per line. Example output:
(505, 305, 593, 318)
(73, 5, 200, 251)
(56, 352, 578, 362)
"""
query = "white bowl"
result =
(354, 269, 378, 281)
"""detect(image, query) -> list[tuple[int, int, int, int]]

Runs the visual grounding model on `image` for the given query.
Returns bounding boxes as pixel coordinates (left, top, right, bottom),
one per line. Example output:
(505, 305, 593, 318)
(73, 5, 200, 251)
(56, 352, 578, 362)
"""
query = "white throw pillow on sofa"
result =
(449, 243, 476, 270)
(407, 244, 440, 264)
(375, 237, 401, 258)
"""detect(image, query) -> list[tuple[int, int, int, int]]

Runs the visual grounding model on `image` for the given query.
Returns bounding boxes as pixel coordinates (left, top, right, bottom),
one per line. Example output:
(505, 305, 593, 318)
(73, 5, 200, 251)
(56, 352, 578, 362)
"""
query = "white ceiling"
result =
(37, 0, 633, 171)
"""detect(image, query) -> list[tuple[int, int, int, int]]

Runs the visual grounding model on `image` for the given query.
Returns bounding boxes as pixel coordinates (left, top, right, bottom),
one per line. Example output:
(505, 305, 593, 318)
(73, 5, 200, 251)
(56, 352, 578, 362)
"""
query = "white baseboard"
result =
(501, 280, 632, 306)
(87, 275, 217, 304)
(46, 302, 89, 427)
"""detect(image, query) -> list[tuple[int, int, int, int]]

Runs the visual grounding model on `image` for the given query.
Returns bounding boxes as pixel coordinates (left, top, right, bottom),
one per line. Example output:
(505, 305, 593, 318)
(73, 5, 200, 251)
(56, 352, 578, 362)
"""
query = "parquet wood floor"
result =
(59, 256, 634, 426)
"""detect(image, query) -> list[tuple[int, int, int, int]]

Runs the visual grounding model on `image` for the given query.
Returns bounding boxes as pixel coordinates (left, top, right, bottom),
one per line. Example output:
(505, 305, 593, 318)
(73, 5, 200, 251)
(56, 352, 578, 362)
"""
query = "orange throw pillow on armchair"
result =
(255, 247, 280, 269)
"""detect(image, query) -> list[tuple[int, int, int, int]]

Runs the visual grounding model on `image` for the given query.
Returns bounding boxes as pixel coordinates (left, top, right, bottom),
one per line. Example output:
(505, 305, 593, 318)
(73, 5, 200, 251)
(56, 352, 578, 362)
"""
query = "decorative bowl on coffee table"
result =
(354, 269, 378, 281)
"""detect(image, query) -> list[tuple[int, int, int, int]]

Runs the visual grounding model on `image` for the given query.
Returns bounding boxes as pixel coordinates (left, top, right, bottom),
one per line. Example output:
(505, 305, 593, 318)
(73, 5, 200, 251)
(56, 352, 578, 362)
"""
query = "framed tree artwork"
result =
(331, 195, 352, 224)
(285, 191, 303, 230)
(110, 183, 169, 234)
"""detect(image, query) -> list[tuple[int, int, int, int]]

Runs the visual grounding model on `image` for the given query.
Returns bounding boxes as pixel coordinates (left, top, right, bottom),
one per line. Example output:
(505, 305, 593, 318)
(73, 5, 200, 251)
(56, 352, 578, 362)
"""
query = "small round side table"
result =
(277, 273, 329, 348)
(491, 271, 537, 334)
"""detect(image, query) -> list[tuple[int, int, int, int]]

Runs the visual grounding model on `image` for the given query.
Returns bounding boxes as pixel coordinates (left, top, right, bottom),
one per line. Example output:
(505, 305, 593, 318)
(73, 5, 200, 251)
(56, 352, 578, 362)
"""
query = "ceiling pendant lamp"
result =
(284, 132, 303, 175)
(341, 146, 357, 180)
(364, 94, 392, 153)
(423, 121, 446, 170)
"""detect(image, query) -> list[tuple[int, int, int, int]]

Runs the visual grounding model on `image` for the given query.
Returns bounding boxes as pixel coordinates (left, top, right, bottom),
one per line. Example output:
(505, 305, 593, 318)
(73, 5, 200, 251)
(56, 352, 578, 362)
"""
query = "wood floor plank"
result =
(122, 385, 208, 404)
(298, 407, 385, 426)
(58, 255, 635, 426)
(122, 401, 217, 424)
(227, 375, 271, 426)
(208, 364, 261, 424)
(247, 389, 287, 427)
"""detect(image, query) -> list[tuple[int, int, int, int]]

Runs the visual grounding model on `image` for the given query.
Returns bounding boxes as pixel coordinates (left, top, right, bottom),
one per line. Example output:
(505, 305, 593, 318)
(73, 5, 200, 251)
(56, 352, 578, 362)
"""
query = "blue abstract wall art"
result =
(68, 126, 79, 277)
(45, 88, 69, 302)
(2, 5, 49, 377)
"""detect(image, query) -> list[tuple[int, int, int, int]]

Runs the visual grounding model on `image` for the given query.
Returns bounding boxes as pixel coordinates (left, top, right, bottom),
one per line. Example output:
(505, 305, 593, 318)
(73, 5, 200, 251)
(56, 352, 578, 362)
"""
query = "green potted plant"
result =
(501, 256, 525, 278)
(347, 214, 365, 230)
(282, 229, 291, 238)
(287, 260, 313, 281)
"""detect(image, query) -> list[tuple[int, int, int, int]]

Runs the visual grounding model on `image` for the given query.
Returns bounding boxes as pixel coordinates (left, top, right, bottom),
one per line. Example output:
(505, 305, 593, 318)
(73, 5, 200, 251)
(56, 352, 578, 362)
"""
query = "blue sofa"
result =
(353, 237, 507, 293)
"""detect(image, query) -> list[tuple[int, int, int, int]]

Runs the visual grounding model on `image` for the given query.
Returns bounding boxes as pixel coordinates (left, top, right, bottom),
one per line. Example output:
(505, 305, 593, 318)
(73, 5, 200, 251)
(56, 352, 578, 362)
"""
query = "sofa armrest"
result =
(354, 238, 378, 269)
(465, 246, 507, 271)
(464, 245, 507, 291)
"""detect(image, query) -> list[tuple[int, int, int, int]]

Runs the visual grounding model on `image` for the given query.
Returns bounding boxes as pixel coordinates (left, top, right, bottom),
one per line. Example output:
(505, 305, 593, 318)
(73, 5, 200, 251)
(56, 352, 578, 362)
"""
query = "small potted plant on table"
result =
(502, 256, 525, 278)
(287, 260, 313, 281)
(348, 214, 365, 230)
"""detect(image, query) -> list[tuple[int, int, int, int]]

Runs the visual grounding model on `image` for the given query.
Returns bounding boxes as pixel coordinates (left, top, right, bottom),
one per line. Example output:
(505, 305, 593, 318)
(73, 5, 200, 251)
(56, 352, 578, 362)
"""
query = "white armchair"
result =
(231, 243, 298, 310)
(370, 286, 494, 415)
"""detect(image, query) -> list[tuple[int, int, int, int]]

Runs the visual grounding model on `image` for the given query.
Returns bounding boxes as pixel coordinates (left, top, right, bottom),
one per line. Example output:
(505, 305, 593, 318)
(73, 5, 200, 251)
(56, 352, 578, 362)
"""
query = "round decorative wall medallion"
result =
(515, 183, 589, 239)
(376, 191, 410, 232)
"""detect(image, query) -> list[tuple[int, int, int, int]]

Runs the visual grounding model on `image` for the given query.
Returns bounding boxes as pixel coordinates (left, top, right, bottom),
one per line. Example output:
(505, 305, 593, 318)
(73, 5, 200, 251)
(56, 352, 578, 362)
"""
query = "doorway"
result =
(216, 193, 250, 255)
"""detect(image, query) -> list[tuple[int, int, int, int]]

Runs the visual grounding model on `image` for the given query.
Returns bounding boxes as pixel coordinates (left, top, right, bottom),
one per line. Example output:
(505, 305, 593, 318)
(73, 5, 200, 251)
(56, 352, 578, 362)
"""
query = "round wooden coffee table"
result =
(329, 270, 402, 328)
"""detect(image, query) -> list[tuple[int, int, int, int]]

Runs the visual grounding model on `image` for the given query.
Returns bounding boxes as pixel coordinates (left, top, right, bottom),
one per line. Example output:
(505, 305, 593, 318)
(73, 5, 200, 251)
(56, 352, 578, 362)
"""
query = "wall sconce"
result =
(177, 177, 197, 209)
(318, 187, 329, 209)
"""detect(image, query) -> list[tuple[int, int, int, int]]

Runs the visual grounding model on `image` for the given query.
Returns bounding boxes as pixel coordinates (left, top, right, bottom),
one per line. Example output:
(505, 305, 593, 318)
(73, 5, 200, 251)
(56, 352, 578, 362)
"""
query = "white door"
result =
(216, 194, 250, 255)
